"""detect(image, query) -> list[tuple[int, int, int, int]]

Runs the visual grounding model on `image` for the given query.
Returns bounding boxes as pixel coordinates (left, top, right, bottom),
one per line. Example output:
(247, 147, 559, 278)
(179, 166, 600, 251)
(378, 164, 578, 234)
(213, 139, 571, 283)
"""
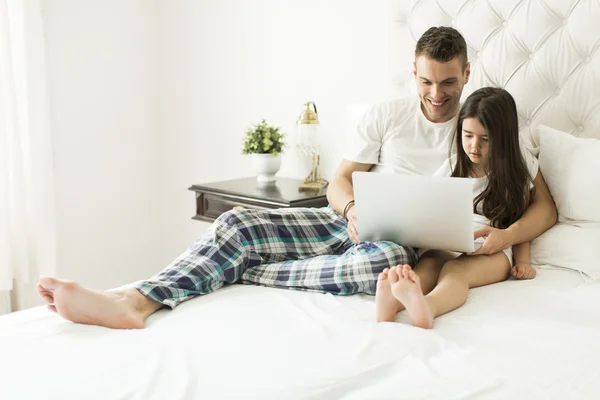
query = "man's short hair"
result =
(415, 26, 468, 69)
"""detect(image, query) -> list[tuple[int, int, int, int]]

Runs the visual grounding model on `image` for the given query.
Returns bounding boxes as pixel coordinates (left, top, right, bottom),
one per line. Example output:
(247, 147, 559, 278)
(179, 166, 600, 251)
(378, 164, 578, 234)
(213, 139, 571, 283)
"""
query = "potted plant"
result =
(242, 119, 285, 183)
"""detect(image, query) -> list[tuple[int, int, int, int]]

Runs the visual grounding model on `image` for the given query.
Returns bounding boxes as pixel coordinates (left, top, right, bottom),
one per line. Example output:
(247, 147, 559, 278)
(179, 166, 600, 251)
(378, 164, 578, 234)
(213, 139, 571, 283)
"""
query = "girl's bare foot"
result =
(375, 268, 403, 322)
(390, 265, 434, 329)
(37, 276, 162, 329)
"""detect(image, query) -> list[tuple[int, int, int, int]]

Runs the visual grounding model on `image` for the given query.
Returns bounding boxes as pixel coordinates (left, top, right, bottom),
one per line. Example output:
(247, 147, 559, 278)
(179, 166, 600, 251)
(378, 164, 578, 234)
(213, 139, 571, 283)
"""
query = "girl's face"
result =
(461, 117, 489, 167)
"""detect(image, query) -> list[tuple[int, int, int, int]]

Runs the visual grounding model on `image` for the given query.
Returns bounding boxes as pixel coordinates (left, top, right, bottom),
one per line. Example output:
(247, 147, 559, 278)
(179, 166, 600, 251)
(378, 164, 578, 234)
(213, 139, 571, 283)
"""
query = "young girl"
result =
(375, 87, 538, 328)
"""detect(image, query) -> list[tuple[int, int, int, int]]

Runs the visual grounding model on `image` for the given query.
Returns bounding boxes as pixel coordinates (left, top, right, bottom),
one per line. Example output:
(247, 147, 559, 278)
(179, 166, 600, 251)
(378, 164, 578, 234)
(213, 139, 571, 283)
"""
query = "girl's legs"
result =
(390, 252, 511, 328)
(375, 250, 455, 322)
(414, 250, 457, 294)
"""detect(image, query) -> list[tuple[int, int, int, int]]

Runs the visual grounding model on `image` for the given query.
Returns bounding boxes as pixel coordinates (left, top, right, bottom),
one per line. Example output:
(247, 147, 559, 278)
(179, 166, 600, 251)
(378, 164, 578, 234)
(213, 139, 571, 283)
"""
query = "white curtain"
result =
(0, 0, 55, 314)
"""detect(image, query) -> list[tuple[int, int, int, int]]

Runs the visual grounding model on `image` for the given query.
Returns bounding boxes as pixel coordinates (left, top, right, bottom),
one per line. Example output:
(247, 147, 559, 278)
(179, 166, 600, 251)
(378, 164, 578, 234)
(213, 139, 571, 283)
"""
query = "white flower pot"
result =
(249, 153, 281, 183)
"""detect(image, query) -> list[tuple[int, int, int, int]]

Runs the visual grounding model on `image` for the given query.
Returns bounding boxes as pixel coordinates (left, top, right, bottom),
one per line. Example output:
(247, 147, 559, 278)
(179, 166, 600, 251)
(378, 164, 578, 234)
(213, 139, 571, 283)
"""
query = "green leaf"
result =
(241, 119, 286, 154)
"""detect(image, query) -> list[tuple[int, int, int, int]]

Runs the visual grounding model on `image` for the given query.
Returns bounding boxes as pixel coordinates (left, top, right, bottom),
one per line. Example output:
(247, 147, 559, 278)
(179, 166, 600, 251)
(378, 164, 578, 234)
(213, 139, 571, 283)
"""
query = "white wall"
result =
(43, 0, 161, 290)
(157, 0, 406, 257)
(37, 0, 407, 295)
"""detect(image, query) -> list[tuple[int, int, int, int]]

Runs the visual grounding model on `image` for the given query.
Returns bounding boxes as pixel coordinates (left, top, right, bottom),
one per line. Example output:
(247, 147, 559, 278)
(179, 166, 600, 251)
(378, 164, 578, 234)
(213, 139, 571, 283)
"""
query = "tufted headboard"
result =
(394, 0, 600, 141)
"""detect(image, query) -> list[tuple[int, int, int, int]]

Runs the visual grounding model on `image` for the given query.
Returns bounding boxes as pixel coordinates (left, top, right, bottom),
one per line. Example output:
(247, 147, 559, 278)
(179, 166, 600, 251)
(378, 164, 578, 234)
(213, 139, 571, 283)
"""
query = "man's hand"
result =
(471, 226, 512, 255)
(511, 263, 536, 280)
(347, 207, 359, 243)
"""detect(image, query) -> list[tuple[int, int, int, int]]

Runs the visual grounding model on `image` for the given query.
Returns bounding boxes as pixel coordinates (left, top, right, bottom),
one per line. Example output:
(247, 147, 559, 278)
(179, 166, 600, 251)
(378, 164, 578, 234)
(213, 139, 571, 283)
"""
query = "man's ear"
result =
(464, 62, 471, 84)
(413, 61, 417, 78)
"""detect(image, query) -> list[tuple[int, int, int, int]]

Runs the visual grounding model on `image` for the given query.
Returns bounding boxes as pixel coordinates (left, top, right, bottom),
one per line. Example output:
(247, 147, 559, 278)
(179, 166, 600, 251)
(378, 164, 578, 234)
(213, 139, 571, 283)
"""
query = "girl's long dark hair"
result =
(451, 87, 533, 229)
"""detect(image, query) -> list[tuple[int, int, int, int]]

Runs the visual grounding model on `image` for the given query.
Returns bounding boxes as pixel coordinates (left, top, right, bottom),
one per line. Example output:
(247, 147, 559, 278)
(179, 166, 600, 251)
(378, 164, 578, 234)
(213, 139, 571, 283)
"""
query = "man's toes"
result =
(388, 267, 399, 283)
(37, 285, 54, 303)
(37, 282, 52, 295)
(39, 276, 61, 290)
(40, 292, 53, 303)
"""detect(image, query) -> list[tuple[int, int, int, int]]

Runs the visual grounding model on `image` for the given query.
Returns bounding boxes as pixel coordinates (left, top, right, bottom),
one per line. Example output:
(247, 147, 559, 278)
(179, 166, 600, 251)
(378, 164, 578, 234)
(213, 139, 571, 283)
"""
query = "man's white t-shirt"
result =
(345, 97, 457, 176)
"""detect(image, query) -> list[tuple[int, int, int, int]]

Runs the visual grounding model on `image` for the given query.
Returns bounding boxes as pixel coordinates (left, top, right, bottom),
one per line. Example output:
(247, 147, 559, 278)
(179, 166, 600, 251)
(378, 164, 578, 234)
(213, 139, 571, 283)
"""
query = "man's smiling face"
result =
(414, 56, 470, 123)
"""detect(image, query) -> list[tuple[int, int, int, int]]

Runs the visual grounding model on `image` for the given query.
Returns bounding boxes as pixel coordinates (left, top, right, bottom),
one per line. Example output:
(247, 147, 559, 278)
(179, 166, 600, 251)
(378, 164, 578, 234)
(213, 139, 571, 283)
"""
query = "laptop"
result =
(352, 171, 483, 253)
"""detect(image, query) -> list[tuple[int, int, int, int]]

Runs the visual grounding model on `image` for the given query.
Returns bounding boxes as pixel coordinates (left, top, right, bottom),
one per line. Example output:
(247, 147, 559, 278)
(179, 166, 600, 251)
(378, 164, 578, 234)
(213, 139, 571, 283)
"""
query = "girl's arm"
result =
(505, 170, 557, 245)
(511, 241, 536, 280)
(473, 171, 557, 255)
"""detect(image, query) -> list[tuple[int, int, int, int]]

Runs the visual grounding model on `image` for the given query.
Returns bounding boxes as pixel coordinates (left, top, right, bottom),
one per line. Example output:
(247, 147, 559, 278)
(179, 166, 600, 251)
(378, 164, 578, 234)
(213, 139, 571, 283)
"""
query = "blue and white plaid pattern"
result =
(135, 207, 417, 308)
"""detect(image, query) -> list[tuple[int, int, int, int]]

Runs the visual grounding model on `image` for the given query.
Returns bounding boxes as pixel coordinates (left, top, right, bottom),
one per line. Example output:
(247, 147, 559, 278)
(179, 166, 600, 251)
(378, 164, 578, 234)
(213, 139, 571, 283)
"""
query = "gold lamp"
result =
(296, 101, 325, 191)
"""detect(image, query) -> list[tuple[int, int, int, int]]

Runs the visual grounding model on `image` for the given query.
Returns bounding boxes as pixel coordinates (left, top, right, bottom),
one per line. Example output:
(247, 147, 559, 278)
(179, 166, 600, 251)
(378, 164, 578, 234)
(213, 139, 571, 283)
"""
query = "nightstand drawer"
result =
(189, 177, 328, 223)
(202, 193, 270, 221)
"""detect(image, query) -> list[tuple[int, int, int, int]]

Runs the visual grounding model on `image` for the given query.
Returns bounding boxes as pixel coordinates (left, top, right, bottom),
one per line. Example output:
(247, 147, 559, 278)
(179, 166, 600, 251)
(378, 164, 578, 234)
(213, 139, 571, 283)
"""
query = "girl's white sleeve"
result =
(522, 147, 539, 188)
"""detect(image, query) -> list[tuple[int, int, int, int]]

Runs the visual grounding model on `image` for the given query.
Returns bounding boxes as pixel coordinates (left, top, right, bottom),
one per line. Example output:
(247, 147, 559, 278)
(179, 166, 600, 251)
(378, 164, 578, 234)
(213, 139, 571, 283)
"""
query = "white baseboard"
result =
(0, 291, 11, 315)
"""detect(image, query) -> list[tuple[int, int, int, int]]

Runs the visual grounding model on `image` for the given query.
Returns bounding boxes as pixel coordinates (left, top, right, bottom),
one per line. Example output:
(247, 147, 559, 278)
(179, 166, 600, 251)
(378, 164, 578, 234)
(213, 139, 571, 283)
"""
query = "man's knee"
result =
(385, 242, 417, 267)
(216, 209, 249, 226)
(354, 241, 416, 268)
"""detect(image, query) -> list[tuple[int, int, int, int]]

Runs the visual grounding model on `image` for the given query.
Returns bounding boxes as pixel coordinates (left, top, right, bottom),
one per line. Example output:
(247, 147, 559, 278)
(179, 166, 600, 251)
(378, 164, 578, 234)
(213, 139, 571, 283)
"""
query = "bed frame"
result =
(396, 0, 599, 141)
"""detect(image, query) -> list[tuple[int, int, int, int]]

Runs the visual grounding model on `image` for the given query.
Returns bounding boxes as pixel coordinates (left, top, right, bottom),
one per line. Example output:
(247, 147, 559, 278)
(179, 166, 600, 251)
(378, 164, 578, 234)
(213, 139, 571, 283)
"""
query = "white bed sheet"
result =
(1, 268, 599, 400)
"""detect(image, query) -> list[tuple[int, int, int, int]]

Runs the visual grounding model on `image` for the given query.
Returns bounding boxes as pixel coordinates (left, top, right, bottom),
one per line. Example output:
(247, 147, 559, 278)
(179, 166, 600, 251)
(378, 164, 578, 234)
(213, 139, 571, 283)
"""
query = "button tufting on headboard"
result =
(396, 0, 600, 140)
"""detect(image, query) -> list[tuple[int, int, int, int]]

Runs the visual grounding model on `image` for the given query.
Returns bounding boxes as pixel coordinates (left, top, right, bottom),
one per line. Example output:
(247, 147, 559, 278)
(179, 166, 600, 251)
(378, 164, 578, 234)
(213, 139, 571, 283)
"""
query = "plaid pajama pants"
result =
(135, 206, 417, 308)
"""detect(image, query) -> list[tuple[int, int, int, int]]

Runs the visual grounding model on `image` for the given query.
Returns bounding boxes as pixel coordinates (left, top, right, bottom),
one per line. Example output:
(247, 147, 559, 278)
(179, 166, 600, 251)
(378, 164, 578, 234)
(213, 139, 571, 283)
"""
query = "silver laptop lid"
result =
(352, 171, 475, 253)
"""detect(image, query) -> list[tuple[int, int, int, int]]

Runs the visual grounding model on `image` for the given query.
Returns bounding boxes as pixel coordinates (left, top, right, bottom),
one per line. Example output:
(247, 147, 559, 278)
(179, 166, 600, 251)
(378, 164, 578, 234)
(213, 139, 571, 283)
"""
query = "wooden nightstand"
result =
(189, 177, 329, 222)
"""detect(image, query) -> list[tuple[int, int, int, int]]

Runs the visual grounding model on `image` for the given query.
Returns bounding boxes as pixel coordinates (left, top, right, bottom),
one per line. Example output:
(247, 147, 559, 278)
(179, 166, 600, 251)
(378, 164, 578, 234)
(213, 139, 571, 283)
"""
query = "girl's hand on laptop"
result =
(470, 226, 511, 255)
(347, 208, 359, 243)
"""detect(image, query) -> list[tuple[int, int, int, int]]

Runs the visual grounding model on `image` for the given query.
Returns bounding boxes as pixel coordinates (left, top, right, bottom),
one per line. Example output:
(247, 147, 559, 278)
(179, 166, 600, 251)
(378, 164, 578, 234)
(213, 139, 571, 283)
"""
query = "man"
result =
(37, 27, 557, 329)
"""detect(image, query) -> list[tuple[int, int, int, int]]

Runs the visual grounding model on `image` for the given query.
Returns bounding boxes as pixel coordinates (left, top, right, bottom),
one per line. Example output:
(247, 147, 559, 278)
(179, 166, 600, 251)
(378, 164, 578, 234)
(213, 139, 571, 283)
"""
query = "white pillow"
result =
(533, 125, 600, 223)
(530, 222, 600, 280)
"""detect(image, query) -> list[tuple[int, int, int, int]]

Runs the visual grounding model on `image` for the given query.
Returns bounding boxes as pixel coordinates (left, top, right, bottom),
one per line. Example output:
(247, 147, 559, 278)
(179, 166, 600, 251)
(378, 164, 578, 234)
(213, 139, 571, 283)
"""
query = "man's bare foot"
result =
(390, 265, 434, 329)
(37, 276, 162, 329)
(37, 281, 58, 313)
(375, 268, 404, 322)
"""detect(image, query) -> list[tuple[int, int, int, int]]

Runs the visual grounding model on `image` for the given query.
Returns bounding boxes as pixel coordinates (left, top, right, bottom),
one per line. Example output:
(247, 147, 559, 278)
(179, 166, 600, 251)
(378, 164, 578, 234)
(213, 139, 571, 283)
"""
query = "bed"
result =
(1, 269, 598, 399)
(2, 0, 599, 399)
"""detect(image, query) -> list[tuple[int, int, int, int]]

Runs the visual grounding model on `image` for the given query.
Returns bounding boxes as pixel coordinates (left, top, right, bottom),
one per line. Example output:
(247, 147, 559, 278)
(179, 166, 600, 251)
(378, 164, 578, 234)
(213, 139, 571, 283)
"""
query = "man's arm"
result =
(327, 159, 373, 215)
(327, 160, 373, 243)
(473, 170, 557, 255)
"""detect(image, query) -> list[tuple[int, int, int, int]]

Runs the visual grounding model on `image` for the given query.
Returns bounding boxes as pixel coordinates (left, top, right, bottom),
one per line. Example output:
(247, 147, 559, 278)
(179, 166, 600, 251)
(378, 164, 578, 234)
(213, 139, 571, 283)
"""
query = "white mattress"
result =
(1, 268, 599, 400)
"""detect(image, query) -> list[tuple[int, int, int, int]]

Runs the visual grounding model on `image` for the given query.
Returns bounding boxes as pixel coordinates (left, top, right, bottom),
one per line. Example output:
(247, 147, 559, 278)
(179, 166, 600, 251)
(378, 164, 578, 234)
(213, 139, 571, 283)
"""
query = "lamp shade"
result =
(295, 101, 324, 190)
(297, 101, 319, 124)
